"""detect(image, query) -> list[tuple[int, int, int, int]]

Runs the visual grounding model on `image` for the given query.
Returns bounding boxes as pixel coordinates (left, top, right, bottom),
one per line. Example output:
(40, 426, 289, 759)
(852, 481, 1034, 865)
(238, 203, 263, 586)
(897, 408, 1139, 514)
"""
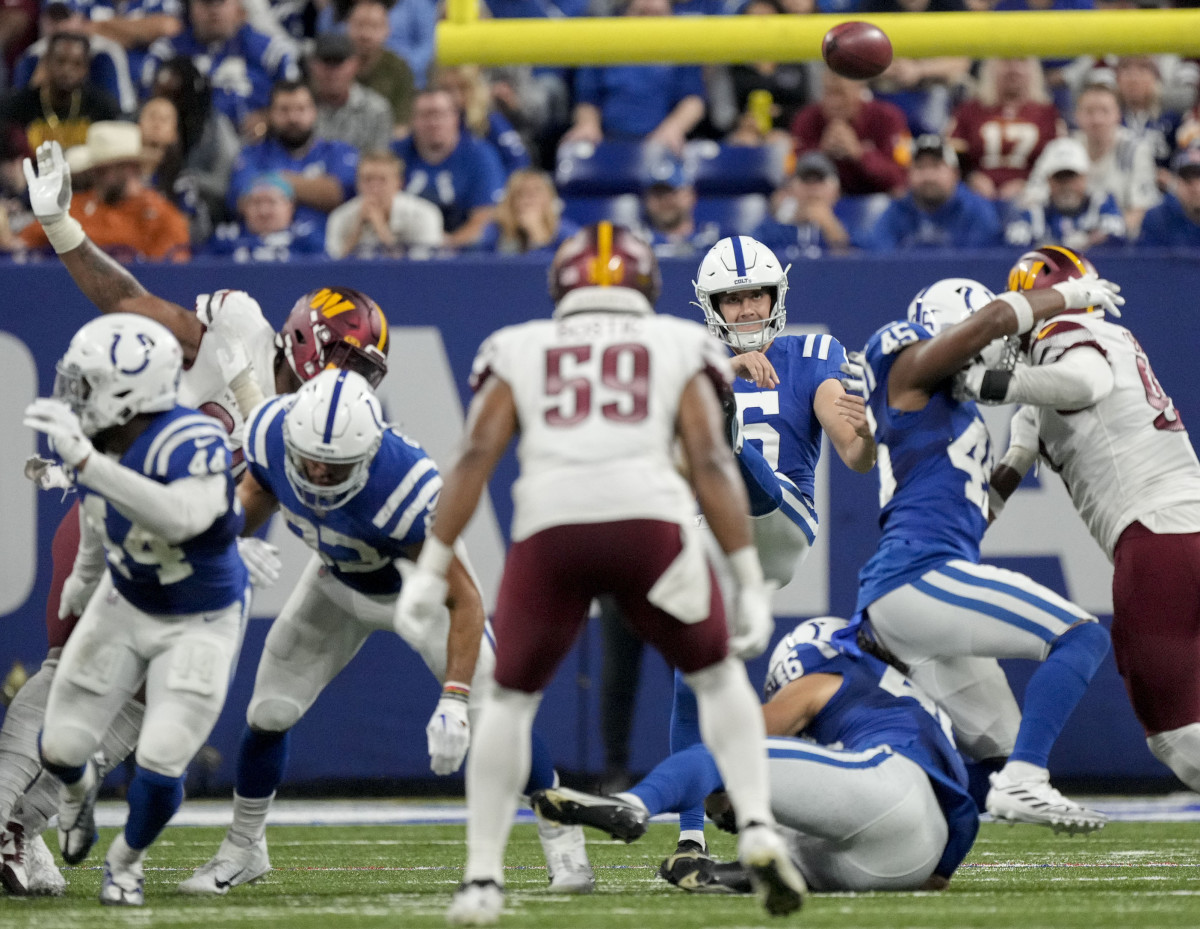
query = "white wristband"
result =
(41, 214, 86, 254)
(728, 545, 764, 589)
(999, 443, 1038, 477)
(996, 291, 1035, 335)
(417, 535, 454, 577)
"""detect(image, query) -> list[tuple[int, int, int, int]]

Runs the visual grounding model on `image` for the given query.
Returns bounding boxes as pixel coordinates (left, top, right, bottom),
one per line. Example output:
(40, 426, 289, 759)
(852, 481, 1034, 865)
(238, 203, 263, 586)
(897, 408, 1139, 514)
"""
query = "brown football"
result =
(821, 22, 893, 81)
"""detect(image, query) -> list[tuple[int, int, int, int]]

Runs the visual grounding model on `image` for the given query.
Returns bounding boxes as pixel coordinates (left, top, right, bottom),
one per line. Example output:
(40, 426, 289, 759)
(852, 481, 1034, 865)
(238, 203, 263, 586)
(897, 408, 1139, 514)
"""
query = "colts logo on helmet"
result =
(309, 288, 356, 317)
(110, 333, 154, 375)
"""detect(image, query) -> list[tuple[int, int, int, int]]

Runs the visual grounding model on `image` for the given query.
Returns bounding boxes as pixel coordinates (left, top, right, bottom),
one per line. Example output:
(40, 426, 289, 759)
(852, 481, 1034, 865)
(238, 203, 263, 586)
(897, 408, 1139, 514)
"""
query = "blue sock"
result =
(736, 442, 783, 517)
(1011, 622, 1110, 767)
(235, 728, 289, 799)
(669, 670, 706, 834)
(124, 766, 184, 851)
(524, 731, 556, 794)
(630, 744, 724, 817)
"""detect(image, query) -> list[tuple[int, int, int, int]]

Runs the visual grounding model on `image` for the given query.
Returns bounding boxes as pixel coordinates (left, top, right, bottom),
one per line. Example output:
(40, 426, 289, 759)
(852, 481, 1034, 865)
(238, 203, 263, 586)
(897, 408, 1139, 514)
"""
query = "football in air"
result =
(821, 21, 893, 81)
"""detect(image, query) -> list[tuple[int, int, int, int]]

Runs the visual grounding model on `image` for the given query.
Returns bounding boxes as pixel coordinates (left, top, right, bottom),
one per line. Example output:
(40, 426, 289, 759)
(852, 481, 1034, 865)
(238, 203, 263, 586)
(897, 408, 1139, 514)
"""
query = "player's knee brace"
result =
(1147, 723, 1200, 793)
(248, 697, 304, 733)
(134, 722, 197, 779)
(1049, 620, 1110, 681)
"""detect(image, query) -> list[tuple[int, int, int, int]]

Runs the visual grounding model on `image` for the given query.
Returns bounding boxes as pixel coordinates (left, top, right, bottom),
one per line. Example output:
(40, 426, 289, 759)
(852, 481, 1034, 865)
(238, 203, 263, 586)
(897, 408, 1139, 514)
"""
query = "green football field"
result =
(3, 817, 1199, 929)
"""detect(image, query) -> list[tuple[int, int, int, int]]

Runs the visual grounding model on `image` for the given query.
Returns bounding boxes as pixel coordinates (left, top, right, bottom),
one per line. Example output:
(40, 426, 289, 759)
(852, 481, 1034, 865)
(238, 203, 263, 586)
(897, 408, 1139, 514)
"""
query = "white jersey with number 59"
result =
(1029, 313, 1200, 558)
(470, 306, 734, 542)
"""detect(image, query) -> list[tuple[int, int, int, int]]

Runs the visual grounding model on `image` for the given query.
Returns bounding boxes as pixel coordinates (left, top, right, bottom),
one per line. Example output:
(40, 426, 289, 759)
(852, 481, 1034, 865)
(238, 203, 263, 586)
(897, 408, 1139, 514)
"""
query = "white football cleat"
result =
(99, 835, 145, 906)
(26, 831, 67, 896)
(536, 816, 595, 893)
(738, 823, 806, 917)
(446, 879, 504, 926)
(986, 770, 1107, 834)
(58, 759, 100, 865)
(177, 835, 271, 895)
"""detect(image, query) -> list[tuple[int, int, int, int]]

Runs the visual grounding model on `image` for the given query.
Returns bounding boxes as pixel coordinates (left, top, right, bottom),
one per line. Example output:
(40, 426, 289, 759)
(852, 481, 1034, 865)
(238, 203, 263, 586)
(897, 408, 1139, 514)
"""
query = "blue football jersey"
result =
(83, 407, 248, 614)
(734, 332, 846, 534)
(244, 396, 442, 596)
(856, 320, 993, 611)
(764, 616, 978, 879)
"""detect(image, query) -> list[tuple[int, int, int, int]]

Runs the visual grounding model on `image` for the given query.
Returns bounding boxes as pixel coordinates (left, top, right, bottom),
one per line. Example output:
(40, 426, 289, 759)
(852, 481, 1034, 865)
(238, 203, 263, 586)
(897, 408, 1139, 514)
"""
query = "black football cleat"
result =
(530, 787, 648, 843)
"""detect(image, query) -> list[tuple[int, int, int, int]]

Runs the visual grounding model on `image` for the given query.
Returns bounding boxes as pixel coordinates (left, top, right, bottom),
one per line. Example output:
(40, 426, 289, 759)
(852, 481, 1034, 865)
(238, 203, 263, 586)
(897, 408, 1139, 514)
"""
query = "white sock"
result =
(1000, 760, 1048, 784)
(613, 792, 649, 813)
(677, 829, 707, 849)
(685, 657, 774, 830)
(0, 660, 56, 822)
(463, 686, 541, 885)
(1148, 723, 1200, 793)
(228, 792, 275, 846)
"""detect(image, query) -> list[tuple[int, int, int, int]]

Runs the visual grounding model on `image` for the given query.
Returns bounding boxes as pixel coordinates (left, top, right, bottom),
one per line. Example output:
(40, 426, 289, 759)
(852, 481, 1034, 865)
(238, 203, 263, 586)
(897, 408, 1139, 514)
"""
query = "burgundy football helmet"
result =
(1007, 244, 1098, 295)
(548, 221, 661, 305)
(276, 287, 389, 388)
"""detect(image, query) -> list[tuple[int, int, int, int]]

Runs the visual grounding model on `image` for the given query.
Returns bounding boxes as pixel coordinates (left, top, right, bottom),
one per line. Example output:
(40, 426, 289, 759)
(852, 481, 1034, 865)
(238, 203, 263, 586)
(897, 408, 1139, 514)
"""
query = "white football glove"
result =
(839, 351, 868, 399)
(1051, 273, 1124, 317)
(238, 538, 282, 588)
(425, 691, 471, 776)
(24, 399, 93, 468)
(23, 141, 73, 223)
(59, 570, 100, 620)
(728, 580, 776, 660)
(24, 455, 74, 491)
(394, 560, 449, 640)
(1008, 404, 1042, 456)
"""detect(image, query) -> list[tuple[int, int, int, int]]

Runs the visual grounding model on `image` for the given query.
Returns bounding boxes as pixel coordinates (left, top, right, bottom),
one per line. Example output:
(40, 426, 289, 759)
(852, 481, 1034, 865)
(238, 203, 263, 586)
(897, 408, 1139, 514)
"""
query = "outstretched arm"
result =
(813, 378, 875, 473)
(24, 141, 203, 362)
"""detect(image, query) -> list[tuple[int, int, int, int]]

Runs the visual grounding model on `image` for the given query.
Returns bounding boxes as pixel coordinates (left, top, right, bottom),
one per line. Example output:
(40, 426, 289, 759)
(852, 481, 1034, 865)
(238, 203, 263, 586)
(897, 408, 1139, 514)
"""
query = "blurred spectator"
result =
(637, 156, 721, 256)
(16, 120, 189, 259)
(707, 0, 814, 144)
(947, 58, 1064, 202)
(229, 80, 358, 235)
(138, 94, 211, 241)
(1114, 56, 1182, 186)
(346, 0, 415, 134)
(393, 88, 505, 248)
(988, 0, 1096, 113)
(143, 0, 299, 137)
(432, 64, 532, 176)
(860, 0, 970, 137)
(205, 170, 325, 260)
(148, 55, 239, 227)
(1, 32, 121, 149)
(751, 151, 851, 258)
(0, 120, 33, 252)
(11, 2, 136, 113)
(561, 0, 706, 153)
(476, 167, 577, 254)
(58, 0, 184, 86)
(325, 149, 443, 258)
(318, 0, 436, 90)
(867, 134, 1002, 250)
(1004, 137, 1126, 249)
(0, 0, 38, 82)
(1138, 145, 1200, 246)
(309, 31, 393, 153)
(791, 68, 911, 196)
(1066, 82, 1160, 236)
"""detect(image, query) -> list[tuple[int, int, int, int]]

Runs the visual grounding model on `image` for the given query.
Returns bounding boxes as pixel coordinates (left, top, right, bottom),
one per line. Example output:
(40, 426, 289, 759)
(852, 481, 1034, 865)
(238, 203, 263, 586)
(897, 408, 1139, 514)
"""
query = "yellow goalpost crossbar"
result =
(436, 7, 1200, 67)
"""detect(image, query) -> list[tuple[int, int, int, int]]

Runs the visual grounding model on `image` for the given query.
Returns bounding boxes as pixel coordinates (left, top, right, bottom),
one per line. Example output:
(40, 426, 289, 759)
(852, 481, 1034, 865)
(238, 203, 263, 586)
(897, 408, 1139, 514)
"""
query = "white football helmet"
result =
(53, 314, 182, 436)
(283, 368, 384, 511)
(693, 236, 790, 353)
(906, 277, 1014, 368)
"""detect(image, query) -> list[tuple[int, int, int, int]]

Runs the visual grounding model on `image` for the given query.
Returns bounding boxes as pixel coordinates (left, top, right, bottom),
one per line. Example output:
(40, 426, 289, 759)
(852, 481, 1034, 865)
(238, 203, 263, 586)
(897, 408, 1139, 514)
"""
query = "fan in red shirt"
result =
(947, 58, 1065, 202)
(790, 69, 911, 196)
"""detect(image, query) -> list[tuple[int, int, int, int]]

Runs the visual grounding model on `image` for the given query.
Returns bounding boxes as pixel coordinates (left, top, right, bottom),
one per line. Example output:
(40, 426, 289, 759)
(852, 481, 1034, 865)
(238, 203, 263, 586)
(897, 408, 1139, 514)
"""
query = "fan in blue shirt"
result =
(1139, 148, 1200, 246)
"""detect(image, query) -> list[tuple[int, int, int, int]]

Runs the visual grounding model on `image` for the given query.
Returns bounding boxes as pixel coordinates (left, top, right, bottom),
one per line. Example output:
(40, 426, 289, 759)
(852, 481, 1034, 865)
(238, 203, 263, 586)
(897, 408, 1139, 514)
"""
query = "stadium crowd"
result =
(2, 0, 1200, 262)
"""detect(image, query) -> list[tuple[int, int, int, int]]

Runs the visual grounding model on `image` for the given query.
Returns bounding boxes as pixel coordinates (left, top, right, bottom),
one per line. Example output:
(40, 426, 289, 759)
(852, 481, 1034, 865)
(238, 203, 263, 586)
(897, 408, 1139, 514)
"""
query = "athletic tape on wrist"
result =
(441, 681, 471, 702)
(417, 535, 454, 576)
(996, 291, 1035, 335)
(42, 214, 85, 254)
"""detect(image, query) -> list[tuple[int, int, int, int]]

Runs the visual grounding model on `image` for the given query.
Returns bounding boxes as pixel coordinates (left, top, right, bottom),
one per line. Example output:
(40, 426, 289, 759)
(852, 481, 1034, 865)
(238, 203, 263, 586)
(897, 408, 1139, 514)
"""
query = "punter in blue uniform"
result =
(180, 368, 595, 896)
(532, 614, 979, 893)
(855, 274, 1122, 832)
(646, 236, 876, 874)
(25, 314, 251, 906)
